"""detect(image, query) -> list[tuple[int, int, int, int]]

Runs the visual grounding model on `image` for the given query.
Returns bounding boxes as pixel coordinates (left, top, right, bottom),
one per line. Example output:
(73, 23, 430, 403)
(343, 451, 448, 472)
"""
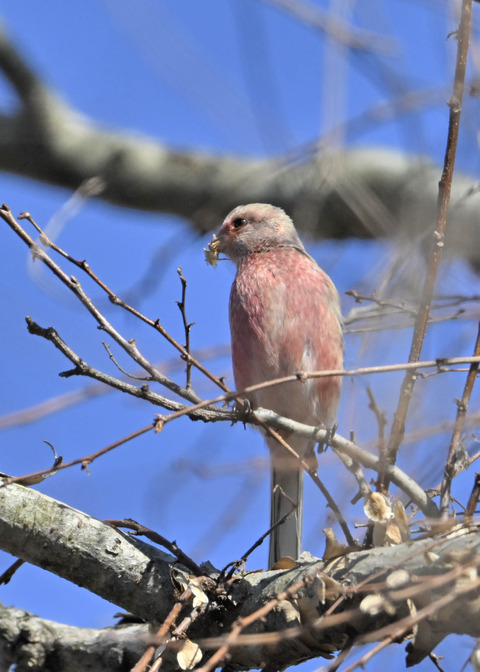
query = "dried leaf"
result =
(364, 492, 392, 523)
(386, 569, 410, 589)
(385, 520, 402, 546)
(170, 568, 189, 593)
(322, 528, 348, 561)
(271, 556, 297, 570)
(393, 500, 411, 541)
(177, 638, 202, 670)
(189, 579, 209, 609)
(360, 594, 395, 616)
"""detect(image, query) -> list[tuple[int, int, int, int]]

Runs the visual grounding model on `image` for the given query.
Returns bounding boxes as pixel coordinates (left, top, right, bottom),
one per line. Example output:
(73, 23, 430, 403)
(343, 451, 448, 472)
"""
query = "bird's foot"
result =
(314, 422, 338, 454)
(233, 398, 253, 427)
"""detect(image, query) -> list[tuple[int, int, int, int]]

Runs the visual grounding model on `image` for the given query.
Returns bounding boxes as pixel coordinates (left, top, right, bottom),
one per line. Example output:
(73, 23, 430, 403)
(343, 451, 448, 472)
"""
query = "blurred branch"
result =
(7, 200, 480, 550)
(344, 291, 480, 334)
(0, 344, 231, 430)
(260, 0, 395, 53)
(10, 314, 479, 515)
(1, 25, 480, 268)
(0, 359, 437, 516)
(1, 481, 480, 671)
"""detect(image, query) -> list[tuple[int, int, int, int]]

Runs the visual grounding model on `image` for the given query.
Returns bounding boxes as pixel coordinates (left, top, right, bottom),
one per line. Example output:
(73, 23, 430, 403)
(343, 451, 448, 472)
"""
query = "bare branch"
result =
(108, 518, 203, 577)
(260, 0, 394, 54)
(385, 0, 474, 485)
(1, 481, 480, 671)
(1, 205, 229, 399)
(440, 321, 480, 514)
(176, 267, 194, 390)
(252, 408, 439, 519)
(0, 604, 148, 672)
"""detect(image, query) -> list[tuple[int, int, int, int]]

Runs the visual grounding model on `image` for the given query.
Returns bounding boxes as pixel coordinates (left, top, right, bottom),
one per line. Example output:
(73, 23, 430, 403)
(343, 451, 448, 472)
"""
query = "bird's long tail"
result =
(268, 443, 305, 568)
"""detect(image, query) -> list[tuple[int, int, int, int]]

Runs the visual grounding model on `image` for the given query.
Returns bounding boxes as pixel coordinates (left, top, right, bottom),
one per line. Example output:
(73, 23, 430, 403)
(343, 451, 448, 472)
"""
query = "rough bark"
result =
(1, 480, 480, 671)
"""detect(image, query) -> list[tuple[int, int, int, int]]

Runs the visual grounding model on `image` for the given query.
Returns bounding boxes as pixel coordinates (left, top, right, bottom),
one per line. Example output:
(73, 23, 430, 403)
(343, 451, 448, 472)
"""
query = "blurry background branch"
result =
(1, 22, 480, 268)
(0, 203, 457, 517)
(2, 2, 480, 669)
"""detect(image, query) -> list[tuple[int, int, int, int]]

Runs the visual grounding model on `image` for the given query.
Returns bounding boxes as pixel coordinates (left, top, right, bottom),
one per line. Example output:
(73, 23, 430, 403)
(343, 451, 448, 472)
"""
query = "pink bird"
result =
(209, 203, 343, 567)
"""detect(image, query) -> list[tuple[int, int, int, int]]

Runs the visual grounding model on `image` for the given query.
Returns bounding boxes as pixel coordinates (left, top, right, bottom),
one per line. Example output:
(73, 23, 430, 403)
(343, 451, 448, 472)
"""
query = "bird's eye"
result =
(232, 217, 247, 229)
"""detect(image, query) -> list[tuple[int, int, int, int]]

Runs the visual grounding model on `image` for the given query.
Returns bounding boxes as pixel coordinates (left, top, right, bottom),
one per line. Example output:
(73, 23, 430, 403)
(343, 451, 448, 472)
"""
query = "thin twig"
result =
(25, 316, 231, 422)
(464, 473, 480, 525)
(341, 570, 480, 672)
(157, 354, 480, 429)
(2, 206, 230, 399)
(0, 558, 25, 585)
(0, 206, 193, 400)
(238, 498, 299, 568)
(384, 0, 473, 487)
(440, 320, 480, 514)
(334, 449, 371, 506)
(108, 519, 203, 576)
(195, 577, 310, 672)
(197, 552, 480, 656)
(1, 423, 154, 487)
(346, 289, 418, 316)
(252, 409, 439, 518)
(250, 416, 356, 546)
(366, 387, 388, 494)
(428, 652, 446, 672)
(176, 267, 194, 390)
(102, 341, 151, 381)
(131, 600, 183, 672)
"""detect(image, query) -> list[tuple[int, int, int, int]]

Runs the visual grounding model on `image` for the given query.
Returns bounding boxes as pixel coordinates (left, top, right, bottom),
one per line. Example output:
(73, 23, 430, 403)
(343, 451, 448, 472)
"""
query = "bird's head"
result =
(205, 203, 305, 268)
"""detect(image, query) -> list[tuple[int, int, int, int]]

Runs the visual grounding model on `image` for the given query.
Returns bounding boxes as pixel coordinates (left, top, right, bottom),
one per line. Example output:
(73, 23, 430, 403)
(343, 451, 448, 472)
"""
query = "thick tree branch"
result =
(0, 605, 147, 672)
(1, 25, 480, 268)
(0, 480, 177, 623)
(1, 481, 480, 671)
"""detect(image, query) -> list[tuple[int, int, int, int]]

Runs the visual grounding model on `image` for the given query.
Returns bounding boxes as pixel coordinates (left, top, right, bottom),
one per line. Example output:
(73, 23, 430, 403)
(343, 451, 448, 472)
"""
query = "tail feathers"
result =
(269, 460, 303, 568)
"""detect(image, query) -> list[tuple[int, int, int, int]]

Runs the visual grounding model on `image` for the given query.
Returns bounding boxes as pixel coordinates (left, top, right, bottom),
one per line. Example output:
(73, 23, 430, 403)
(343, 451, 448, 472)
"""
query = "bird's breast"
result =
(228, 249, 343, 426)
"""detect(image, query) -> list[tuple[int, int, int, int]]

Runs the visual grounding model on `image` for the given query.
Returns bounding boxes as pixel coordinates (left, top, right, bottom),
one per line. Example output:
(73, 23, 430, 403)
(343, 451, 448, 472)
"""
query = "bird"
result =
(206, 203, 343, 568)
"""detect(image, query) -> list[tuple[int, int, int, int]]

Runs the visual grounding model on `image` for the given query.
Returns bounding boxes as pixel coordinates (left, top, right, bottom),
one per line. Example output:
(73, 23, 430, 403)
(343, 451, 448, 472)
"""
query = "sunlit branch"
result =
(385, 0, 474, 485)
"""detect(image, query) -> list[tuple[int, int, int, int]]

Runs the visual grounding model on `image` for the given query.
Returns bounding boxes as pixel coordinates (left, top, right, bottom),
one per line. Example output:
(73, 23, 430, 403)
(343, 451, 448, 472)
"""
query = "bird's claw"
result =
(314, 422, 338, 454)
(326, 422, 338, 443)
(233, 399, 253, 426)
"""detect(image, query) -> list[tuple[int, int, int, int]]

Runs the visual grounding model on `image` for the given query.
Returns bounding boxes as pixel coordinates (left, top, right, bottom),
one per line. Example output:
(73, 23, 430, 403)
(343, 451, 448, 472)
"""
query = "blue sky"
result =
(1, 2, 480, 671)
